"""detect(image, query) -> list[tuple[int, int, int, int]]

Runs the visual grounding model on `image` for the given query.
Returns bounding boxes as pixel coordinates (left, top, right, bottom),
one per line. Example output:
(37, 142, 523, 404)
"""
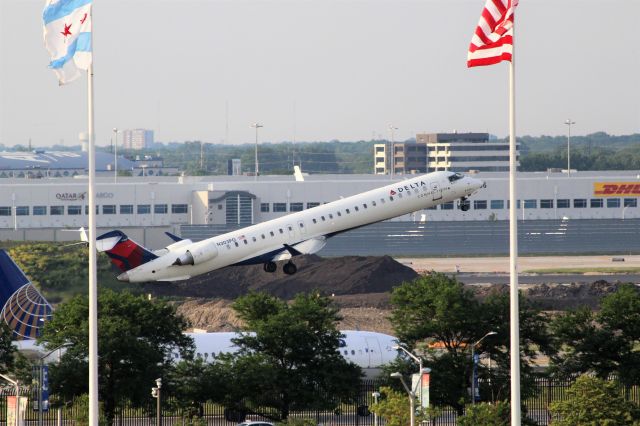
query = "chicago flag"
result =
(467, 0, 518, 67)
(43, 0, 93, 84)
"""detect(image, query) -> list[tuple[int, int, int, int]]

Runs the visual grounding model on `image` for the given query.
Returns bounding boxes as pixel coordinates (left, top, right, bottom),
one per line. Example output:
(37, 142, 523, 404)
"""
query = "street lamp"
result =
(152, 378, 162, 426)
(471, 331, 497, 405)
(251, 123, 263, 180)
(38, 343, 72, 426)
(372, 391, 381, 426)
(112, 128, 118, 183)
(564, 119, 575, 177)
(391, 372, 415, 426)
(393, 344, 423, 403)
(388, 125, 398, 178)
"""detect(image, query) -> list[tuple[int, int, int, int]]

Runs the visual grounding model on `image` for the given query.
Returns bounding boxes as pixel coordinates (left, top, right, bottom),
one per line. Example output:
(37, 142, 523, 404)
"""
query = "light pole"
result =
(389, 125, 398, 178)
(152, 378, 162, 426)
(391, 372, 415, 426)
(564, 119, 575, 177)
(38, 343, 72, 426)
(251, 123, 263, 180)
(112, 128, 118, 183)
(471, 331, 497, 405)
(372, 391, 380, 426)
(393, 344, 423, 403)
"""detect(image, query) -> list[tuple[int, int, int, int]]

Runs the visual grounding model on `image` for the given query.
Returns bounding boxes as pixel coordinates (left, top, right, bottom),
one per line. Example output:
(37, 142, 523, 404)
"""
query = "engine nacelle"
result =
(173, 241, 218, 266)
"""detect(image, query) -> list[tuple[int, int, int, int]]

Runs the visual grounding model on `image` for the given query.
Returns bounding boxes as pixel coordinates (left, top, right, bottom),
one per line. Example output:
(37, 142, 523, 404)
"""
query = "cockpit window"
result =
(448, 172, 464, 183)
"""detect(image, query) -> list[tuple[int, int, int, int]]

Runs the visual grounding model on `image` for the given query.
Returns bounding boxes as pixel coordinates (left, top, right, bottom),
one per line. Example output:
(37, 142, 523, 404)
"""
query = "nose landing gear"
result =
(459, 197, 471, 211)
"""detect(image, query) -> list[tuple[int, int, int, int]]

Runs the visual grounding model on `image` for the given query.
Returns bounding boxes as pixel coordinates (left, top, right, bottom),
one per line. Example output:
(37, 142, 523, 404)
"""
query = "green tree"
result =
(389, 273, 551, 415)
(549, 375, 640, 425)
(39, 289, 193, 426)
(369, 386, 432, 426)
(223, 292, 362, 420)
(458, 401, 510, 426)
(550, 284, 640, 386)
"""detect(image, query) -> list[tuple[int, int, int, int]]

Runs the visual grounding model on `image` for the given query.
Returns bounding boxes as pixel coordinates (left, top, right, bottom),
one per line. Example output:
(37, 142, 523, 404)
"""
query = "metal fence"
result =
(0, 377, 638, 425)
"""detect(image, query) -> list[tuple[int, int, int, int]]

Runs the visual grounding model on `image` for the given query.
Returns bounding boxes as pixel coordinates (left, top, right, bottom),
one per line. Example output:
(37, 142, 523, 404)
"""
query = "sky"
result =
(0, 0, 638, 148)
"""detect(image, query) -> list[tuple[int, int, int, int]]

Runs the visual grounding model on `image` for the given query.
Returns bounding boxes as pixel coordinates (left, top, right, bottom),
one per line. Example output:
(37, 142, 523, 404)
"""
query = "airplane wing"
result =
(270, 236, 327, 261)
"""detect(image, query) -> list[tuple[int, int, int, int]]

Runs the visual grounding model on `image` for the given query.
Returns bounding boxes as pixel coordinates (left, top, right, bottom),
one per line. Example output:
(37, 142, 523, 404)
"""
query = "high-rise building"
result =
(374, 132, 517, 174)
(121, 129, 154, 150)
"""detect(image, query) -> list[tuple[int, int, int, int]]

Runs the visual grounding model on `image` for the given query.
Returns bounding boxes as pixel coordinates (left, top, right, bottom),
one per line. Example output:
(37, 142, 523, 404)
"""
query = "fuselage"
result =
(123, 171, 483, 282)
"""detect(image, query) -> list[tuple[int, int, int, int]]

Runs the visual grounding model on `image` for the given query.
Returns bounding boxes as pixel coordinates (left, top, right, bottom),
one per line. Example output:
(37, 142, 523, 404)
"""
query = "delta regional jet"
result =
(97, 171, 485, 283)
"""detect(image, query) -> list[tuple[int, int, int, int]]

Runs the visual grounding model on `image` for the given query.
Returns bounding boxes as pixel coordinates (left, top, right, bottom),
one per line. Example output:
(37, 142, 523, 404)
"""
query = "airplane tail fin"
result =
(96, 230, 158, 272)
(0, 250, 52, 340)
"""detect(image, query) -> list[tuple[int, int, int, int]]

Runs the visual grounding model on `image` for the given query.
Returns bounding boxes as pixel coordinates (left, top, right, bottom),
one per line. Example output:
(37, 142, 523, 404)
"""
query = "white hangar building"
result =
(0, 170, 639, 245)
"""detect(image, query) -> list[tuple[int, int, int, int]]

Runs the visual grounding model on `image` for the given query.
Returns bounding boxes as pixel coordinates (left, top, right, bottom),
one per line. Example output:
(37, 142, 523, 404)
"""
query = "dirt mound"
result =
(144, 255, 418, 300)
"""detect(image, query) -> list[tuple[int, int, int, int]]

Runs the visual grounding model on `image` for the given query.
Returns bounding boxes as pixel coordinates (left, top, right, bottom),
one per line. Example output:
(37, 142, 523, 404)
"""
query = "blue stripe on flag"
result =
(43, 0, 92, 25)
(49, 32, 91, 69)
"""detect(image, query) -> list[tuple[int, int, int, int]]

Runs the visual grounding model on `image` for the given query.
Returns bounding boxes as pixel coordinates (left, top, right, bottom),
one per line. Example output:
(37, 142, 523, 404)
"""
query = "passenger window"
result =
(234, 242, 239, 247)
(398, 193, 403, 198)
(389, 196, 394, 201)
(351, 350, 355, 355)
(243, 240, 248, 245)
(372, 201, 377, 206)
(346, 208, 350, 214)
(279, 228, 284, 234)
(288, 226, 293, 231)
(312, 218, 317, 224)
(354, 206, 359, 212)
(363, 203, 367, 209)
(321, 216, 326, 221)
(299, 223, 304, 228)
(406, 190, 411, 195)
(252, 236, 257, 242)
(381, 198, 385, 204)
(270, 231, 274, 237)
(337, 211, 342, 216)
(261, 234, 265, 239)
(329, 214, 333, 219)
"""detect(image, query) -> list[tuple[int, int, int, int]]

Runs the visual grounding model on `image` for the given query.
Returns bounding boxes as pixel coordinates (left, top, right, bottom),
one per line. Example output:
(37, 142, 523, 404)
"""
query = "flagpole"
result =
(87, 62, 99, 426)
(508, 24, 522, 426)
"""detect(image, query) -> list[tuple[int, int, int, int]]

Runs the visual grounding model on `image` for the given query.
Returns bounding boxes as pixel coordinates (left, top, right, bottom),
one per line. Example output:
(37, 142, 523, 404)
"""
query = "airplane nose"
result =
(117, 272, 130, 282)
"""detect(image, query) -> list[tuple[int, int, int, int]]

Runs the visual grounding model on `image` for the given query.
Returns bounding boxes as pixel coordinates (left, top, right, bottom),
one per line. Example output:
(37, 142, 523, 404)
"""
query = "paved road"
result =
(454, 273, 640, 285)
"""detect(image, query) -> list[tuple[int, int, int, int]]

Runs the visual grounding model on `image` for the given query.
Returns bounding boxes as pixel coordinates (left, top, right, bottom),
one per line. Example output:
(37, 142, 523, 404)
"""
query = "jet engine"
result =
(173, 242, 218, 266)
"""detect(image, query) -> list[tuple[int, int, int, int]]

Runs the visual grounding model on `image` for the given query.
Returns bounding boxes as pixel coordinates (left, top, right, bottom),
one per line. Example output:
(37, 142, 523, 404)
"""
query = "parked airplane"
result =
(182, 330, 398, 378)
(0, 249, 398, 375)
(97, 171, 484, 282)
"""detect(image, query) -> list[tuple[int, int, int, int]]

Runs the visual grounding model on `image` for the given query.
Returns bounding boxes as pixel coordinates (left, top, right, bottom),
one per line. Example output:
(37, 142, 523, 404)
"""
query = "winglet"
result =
(294, 165, 305, 182)
(165, 231, 183, 242)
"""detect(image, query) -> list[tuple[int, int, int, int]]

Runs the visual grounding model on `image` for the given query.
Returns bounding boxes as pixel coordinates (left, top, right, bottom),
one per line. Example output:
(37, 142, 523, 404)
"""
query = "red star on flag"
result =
(61, 23, 72, 37)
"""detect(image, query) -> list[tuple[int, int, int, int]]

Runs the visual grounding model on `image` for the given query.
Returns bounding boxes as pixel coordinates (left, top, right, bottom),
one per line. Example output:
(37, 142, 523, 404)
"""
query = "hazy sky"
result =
(0, 0, 638, 148)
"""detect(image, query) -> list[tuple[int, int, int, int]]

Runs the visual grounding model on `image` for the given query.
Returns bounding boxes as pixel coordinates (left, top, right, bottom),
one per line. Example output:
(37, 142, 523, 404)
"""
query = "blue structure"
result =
(0, 250, 52, 339)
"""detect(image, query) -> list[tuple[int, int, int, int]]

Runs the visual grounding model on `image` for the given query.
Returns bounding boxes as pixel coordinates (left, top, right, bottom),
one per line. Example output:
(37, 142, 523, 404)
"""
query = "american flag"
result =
(467, 0, 518, 67)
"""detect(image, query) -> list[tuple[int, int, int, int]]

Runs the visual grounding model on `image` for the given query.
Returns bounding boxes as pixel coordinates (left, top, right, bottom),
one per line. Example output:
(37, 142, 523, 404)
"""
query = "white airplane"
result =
(179, 330, 398, 378)
(16, 330, 398, 378)
(97, 171, 484, 282)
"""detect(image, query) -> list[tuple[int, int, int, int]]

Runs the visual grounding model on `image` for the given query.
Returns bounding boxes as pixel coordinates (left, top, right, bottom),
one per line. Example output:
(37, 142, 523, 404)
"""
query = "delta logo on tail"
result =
(0, 250, 52, 340)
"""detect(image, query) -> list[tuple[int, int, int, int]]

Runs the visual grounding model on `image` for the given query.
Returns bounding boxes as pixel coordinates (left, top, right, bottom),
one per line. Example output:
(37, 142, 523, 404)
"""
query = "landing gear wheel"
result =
(459, 197, 470, 212)
(283, 262, 297, 275)
(263, 261, 277, 273)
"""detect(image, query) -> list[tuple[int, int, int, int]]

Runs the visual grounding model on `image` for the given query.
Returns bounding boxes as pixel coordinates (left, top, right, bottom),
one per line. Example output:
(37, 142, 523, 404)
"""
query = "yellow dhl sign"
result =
(594, 182, 640, 197)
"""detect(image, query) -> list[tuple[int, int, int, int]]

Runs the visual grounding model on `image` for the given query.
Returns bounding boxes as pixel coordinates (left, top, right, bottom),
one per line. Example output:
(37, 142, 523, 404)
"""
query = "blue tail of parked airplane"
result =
(0, 250, 52, 340)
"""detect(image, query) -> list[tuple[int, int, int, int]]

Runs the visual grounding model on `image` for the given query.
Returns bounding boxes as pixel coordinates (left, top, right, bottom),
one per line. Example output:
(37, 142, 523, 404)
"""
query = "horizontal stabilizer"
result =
(165, 232, 183, 242)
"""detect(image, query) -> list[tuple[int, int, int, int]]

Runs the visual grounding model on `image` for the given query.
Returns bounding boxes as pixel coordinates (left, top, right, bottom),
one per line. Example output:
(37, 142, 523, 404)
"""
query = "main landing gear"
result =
(459, 197, 471, 212)
(263, 261, 298, 275)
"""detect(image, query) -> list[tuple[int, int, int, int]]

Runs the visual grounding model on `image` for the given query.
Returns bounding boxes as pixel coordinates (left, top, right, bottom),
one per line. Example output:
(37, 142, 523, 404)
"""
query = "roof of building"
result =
(0, 151, 134, 170)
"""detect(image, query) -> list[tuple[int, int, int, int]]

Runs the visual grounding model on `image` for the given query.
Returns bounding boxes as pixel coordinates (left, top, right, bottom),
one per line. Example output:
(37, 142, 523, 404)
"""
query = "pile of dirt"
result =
(144, 255, 418, 300)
